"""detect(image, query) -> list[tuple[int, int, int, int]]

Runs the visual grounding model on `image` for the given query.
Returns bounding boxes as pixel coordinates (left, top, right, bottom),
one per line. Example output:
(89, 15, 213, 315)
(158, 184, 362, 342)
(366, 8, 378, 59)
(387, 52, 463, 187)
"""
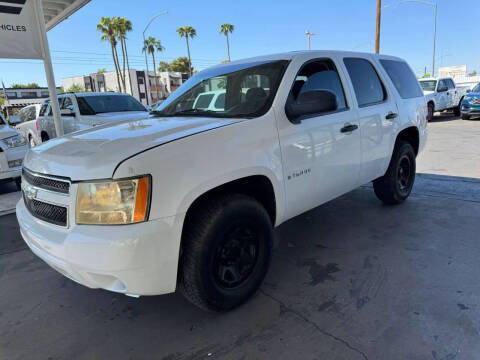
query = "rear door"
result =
(341, 56, 398, 184)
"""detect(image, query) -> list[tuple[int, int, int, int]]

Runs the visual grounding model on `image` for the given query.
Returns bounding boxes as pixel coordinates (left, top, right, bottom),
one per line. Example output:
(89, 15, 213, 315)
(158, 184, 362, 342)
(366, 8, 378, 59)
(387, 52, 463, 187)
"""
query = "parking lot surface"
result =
(1, 115, 479, 359)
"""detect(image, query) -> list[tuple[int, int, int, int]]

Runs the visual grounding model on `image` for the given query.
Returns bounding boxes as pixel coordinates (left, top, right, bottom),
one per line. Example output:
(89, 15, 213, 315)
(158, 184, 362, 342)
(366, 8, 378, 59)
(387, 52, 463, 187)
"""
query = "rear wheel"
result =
(454, 100, 462, 117)
(179, 194, 273, 312)
(41, 132, 49, 143)
(373, 141, 416, 205)
(427, 103, 434, 121)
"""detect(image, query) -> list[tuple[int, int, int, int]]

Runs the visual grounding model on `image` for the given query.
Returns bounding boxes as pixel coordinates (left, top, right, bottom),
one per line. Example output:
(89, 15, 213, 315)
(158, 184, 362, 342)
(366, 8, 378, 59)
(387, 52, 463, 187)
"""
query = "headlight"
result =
(76, 176, 151, 225)
(463, 97, 471, 104)
(2, 134, 26, 148)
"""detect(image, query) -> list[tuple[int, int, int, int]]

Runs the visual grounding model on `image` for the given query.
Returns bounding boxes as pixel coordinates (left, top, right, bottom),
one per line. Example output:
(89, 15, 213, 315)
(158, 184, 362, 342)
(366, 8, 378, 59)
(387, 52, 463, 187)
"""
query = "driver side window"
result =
(289, 59, 347, 113)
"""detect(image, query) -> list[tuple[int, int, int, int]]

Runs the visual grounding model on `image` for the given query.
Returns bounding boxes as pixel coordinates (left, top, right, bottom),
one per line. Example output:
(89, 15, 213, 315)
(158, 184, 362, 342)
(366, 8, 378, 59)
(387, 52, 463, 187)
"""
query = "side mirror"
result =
(437, 86, 448, 92)
(60, 109, 75, 117)
(286, 90, 338, 123)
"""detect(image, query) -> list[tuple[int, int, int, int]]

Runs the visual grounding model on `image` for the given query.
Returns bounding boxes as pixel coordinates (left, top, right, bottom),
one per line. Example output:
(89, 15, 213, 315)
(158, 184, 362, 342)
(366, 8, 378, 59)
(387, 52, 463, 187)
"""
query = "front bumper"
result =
(461, 104, 480, 116)
(0, 144, 27, 181)
(17, 198, 185, 296)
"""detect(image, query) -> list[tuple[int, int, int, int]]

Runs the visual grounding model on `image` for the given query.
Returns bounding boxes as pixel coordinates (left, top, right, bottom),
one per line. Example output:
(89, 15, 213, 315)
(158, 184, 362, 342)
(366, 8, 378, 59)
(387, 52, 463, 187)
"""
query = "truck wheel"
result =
(179, 194, 273, 312)
(373, 141, 416, 205)
(462, 114, 470, 120)
(454, 100, 462, 117)
(427, 103, 434, 121)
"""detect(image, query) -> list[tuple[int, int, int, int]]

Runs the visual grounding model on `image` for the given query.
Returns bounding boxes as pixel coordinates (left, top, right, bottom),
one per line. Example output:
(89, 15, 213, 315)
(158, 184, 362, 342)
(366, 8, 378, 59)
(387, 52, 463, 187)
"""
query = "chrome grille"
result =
(22, 168, 70, 194)
(470, 97, 480, 105)
(23, 194, 67, 227)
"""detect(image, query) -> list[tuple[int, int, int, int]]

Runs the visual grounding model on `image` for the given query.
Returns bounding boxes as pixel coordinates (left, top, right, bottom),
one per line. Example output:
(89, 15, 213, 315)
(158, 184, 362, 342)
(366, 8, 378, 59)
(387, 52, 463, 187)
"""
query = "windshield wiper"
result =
(153, 108, 221, 117)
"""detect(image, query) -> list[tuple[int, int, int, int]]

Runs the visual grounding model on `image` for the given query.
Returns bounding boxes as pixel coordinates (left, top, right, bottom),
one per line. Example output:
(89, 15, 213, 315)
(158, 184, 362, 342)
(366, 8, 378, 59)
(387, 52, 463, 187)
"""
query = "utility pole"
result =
(375, 0, 382, 54)
(305, 30, 315, 50)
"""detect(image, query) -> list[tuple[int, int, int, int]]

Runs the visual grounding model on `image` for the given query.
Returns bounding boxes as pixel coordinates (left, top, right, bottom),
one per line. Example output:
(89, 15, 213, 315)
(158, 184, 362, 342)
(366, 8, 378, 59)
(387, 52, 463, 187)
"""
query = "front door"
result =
(278, 58, 361, 219)
(436, 79, 449, 110)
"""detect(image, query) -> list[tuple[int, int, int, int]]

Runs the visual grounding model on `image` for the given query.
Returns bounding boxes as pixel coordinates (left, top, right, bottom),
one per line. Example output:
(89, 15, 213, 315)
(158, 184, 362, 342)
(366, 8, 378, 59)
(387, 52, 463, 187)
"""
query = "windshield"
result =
(154, 60, 289, 118)
(419, 80, 437, 92)
(77, 95, 147, 115)
(472, 83, 480, 93)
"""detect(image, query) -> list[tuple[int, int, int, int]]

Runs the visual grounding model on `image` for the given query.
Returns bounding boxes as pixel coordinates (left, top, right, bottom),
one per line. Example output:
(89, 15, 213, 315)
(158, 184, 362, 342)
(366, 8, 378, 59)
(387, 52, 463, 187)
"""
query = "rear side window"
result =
(344, 58, 386, 107)
(39, 104, 48, 117)
(380, 59, 423, 99)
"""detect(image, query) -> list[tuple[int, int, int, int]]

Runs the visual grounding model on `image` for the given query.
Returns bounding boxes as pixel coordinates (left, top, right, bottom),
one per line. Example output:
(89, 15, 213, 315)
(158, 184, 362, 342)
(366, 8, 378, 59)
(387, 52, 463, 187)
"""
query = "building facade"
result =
(1, 87, 60, 115)
(62, 69, 187, 106)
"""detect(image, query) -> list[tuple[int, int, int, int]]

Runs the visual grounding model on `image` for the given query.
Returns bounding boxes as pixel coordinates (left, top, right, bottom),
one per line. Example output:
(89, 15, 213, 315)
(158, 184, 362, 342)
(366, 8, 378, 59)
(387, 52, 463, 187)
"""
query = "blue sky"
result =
(1, 0, 478, 87)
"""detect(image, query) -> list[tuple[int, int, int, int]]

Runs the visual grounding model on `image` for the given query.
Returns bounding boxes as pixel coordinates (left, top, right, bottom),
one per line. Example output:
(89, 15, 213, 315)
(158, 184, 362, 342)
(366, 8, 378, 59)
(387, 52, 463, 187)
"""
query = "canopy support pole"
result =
(33, 0, 63, 137)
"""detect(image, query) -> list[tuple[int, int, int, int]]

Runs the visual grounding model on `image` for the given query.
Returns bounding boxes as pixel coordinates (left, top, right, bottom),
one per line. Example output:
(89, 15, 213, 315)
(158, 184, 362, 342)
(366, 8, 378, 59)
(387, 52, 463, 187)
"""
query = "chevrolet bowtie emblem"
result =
(0, 0, 26, 15)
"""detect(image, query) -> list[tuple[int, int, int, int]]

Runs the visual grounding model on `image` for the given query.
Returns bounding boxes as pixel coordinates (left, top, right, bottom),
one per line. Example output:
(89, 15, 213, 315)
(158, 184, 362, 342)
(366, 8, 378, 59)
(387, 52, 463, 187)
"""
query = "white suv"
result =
(17, 51, 427, 311)
(38, 92, 149, 142)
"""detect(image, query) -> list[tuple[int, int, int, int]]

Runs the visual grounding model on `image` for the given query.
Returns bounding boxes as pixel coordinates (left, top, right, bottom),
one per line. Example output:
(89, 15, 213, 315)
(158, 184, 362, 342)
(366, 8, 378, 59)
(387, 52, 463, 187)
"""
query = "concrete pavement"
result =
(1, 115, 479, 360)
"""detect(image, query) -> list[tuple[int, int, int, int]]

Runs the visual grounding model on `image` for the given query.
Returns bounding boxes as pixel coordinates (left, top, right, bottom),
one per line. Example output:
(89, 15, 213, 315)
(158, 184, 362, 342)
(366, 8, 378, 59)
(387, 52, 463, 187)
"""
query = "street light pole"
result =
(143, 10, 168, 106)
(375, 0, 382, 54)
(305, 30, 315, 50)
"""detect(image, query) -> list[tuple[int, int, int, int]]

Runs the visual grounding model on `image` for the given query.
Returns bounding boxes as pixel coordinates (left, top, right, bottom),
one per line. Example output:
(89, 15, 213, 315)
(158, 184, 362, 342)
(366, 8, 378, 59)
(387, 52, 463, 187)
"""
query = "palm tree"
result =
(219, 23, 234, 61)
(116, 17, 133, 93)
(177, 26, 196, 76)
(142, 36, 165, 101)
(97, 17, 122, 92)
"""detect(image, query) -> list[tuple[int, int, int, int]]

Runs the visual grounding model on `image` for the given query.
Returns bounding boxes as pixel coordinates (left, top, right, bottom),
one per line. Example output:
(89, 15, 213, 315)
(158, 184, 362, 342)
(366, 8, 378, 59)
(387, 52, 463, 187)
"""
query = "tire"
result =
(29, 135, 35, 148)
(454, 100, 462, 117)
(427, 103, 434, 122)
(179, 193, 273, 312)
(373, 140, 416, 205)
(462, 114, 470, 120)
(41, 132, 49, 143)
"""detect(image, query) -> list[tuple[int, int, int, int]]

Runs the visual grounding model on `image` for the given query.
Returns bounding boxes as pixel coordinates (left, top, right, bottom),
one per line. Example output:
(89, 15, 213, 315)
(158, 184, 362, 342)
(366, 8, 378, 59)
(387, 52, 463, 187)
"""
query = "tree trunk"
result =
(111, 42, 122, 92)
(124, 39, 132, 95)
(226, 34, 230, 61)
(120, 38, 127, 93)
(113, 43, 124, 92)
(186, 35, 192, 77)
(152, 52, 158, 102)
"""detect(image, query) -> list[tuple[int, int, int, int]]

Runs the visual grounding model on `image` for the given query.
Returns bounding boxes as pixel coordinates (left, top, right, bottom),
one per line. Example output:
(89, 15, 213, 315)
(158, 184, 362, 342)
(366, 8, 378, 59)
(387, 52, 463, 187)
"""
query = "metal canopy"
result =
(43, 0, 91, 31)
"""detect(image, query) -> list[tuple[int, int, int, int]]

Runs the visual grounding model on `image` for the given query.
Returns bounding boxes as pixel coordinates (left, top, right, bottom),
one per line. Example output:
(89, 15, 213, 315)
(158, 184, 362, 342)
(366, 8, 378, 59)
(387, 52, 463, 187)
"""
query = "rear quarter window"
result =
(344, 57, 386, 107)
(380, 59, 423, 99)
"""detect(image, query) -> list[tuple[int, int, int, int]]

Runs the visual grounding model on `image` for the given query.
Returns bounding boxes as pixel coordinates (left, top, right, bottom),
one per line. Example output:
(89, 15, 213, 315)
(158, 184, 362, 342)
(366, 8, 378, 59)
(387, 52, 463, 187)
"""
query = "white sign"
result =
(0, 0, 43, 59)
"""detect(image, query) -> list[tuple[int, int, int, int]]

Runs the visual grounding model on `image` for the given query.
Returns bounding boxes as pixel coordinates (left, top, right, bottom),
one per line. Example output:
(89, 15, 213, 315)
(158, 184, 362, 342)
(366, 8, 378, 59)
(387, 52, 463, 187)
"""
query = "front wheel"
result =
(373, 141, 416, 205)
(462, 114, 470, 120)
(179, 194, 273, 312)
(427, 103, 434, 122)
(454, 100, 462, 117)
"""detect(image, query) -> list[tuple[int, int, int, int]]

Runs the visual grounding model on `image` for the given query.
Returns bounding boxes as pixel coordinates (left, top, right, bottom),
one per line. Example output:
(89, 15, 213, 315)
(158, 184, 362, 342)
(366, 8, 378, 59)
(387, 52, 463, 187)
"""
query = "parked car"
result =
(460, 83, 480, 120)
(418, 77, 468, 120)
(15, 104, 42, 147)
(37, 92, 150, 142)
(0, 112, 28, 189)
(17, 51, 427, 311)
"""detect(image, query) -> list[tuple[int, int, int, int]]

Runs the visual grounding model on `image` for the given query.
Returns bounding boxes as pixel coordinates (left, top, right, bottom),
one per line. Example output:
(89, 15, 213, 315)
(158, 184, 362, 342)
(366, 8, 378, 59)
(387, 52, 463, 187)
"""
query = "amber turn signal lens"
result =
(134, 177, 150, 222)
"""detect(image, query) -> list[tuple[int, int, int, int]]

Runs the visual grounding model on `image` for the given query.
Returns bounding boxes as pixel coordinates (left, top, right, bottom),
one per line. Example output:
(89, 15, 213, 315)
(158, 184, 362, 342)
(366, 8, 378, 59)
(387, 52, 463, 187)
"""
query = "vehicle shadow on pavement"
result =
(1, 172, 480, 359)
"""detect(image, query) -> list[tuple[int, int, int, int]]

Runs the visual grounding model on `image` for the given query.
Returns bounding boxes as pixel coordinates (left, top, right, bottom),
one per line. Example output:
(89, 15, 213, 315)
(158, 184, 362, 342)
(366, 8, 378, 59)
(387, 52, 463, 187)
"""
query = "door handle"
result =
(385, 112, 398, 120)
(340, 123, 358, 133)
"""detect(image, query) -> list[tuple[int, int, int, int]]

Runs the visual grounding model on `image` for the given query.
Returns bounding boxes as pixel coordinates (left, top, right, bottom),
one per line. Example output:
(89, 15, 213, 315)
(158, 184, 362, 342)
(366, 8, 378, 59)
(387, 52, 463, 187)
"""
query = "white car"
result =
(419, 77, 468, 120)
(38, 92, 149, 142)
(15, 104, 42, 147)
(0, 112, 28, 189)
(17, 51, 427, 311)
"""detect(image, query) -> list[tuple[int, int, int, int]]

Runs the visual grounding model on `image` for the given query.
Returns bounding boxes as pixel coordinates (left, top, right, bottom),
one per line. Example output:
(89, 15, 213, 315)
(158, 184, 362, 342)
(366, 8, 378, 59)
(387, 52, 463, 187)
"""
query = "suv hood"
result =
(88, 111, 150, 125)
(0, 125, 21, 141)
(24, 116, 240, 180)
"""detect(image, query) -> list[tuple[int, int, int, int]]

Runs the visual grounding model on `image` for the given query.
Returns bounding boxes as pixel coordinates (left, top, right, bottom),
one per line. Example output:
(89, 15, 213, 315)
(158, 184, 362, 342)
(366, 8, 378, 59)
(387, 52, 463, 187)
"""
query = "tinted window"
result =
(290, 59, 347, 112)
(344, 58, 386, 107)
(27, 106, 36, 121)
(438, 79, 447, 90)
(447, 79, 455, 90)
(380, 60, 423, 99)
(61, 97, 73, 110)
(194, 94, 214, 109)
(39, 103, 48, 116)
(214, 93, 226, 109)
(76, 95, 147, 115)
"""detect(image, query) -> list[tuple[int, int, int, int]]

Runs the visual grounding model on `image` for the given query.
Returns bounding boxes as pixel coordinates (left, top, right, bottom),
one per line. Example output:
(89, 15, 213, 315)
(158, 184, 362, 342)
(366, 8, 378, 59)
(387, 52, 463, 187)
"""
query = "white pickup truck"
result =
(17, 51, 427, 311)
(37, 92, 149, 142)
(419, 77, 468, 120)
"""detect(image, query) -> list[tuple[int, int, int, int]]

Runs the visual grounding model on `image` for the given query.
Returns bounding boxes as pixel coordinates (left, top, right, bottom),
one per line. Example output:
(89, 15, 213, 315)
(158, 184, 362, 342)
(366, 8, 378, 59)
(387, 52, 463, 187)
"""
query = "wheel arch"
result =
(396, 126, 420, 156)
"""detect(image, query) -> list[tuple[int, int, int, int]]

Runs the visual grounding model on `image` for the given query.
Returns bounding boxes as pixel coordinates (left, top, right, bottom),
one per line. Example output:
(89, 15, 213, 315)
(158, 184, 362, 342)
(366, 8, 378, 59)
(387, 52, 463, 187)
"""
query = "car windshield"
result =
(472, 84, 480, 93)
(419, 80, 437, 92)
(154, 60, 289, 119)
(76, 95, 147, 115)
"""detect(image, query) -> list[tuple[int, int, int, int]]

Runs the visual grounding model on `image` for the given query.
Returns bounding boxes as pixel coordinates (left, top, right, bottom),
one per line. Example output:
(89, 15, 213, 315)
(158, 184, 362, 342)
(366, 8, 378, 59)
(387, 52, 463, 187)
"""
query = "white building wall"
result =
(62, 76, 85, 91)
